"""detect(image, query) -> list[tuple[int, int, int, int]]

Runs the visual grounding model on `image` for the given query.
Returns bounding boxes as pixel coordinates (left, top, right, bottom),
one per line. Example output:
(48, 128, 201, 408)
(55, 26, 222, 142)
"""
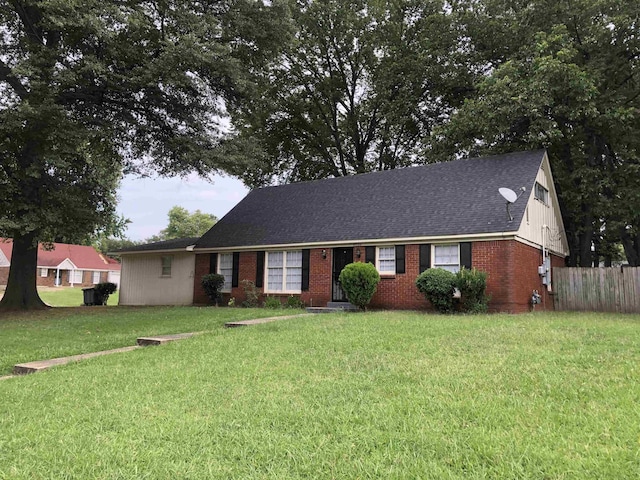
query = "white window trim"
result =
(40, 268, 48, 277)
(217, 253, 233, 292)
(161, 256, 172, 277)
(92, 271, 101, 284)
(432, 244, 461, 272)
(375, 246, 396, 275)
(264, 250, 303, 294)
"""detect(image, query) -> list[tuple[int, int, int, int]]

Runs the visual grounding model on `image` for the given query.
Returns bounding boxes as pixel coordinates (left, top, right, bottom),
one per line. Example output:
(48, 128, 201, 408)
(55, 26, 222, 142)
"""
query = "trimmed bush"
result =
(264, 296, 282, 309)
(241, 280, 260, 307)
(285, 295, 305, 309)
(415, 268, 457, 313)
(94, 282, 117, 305)
(338, 262, 380, 311)
(201, 274, 225, 305)
(456, 268, 489, 313)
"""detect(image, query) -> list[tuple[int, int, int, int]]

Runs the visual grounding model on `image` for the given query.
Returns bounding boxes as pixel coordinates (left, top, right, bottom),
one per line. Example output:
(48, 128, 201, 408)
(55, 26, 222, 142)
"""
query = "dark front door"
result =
(332, 247, 353, 301)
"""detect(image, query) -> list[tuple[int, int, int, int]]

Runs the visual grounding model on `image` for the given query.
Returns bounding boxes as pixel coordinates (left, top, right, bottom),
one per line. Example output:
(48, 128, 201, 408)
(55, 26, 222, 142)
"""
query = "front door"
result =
(332, 247, 353, 301)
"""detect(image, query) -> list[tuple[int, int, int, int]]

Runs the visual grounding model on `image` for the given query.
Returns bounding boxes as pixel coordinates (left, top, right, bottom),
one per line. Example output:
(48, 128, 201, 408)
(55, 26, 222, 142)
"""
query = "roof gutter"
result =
(193, 231, 520, 253)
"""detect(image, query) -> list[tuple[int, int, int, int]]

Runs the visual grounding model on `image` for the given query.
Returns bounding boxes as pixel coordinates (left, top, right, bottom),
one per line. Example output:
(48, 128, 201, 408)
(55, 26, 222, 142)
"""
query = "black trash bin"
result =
(82, 287, 97, 306)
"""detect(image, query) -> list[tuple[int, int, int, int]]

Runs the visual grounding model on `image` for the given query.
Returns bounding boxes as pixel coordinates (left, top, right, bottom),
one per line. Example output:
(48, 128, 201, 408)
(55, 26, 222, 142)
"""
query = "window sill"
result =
(264, 291, 302, 295)
(379, 274, 396, 279)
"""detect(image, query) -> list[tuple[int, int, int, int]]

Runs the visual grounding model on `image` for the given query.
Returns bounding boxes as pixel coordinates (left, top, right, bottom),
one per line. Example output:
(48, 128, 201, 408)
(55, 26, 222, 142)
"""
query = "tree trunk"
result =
(620, 228, 640, 266)
(0, 233, 49, 311)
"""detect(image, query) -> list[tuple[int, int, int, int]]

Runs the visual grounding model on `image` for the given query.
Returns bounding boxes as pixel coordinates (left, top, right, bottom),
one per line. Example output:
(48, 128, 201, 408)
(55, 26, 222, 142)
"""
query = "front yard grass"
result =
(0, 306, 297, 375)
(1, 310, 639, 479)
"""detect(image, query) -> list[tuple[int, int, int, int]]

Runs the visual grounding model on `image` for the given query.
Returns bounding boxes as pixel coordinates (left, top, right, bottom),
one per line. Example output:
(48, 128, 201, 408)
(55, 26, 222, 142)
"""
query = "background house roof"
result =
(114, 237, 200, 254)
(0, 239, 120, 270)
(196, 150, 546, 249)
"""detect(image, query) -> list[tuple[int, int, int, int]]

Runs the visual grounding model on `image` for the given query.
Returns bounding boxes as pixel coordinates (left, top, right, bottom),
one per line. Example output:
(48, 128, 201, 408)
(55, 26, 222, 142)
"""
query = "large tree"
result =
(434, 0, 640, 266)
(0, 0, 287, 309)
(222, 0, 469, 186)
(146, 206, 217, 242)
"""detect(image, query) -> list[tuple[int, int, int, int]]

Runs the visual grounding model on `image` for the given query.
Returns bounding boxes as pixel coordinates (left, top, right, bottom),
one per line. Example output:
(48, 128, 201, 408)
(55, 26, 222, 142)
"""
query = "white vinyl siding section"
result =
(516, 154, 569, 256)
(119, 253, 195, 305)
(265, 250, 302, 293)
(377, 247, 395, 274)
(218, 253, 233, 291)
(433, 245, 460, 272)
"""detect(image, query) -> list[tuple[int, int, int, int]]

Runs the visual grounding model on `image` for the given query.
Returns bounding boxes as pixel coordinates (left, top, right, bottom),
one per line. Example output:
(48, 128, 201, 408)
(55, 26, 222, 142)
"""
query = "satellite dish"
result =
(499, 187, 518, 204)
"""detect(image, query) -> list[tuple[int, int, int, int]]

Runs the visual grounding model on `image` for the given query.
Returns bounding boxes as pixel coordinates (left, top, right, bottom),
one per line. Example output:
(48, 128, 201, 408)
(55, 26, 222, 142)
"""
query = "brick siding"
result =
(193, 240, 564, 312)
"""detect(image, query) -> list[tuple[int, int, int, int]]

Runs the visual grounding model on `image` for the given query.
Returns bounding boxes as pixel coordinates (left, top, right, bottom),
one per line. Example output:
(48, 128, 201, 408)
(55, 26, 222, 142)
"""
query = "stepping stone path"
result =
(1, 314, 310, 381)
(224, 313, 311, 328)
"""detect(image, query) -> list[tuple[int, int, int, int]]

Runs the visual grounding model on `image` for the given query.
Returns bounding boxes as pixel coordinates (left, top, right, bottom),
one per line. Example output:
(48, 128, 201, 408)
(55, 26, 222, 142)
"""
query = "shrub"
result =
(415, 268, 457, 313)
(456, 268, 489, 313)
(338, 262, 380, 311)
(201, 274, 225, 305)
(94, 282, 117, 305)
(264, 296, 282, 309)
(240, 280, 260, 307)
(286, 295, 305, 309)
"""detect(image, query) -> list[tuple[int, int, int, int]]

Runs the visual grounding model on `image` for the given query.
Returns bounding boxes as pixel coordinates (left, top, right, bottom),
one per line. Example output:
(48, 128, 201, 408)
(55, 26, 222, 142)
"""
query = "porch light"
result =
(355, 248, 361, 258)
(321, 249, 327, 259)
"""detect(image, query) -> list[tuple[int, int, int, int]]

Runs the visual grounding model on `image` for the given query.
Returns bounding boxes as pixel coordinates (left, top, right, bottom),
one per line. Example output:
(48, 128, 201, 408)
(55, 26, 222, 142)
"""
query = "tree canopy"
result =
(0, 0, 286, 309)
(433, 0, 640, 266)
(223, 0, 470, 186)
(147, 206, 218, 242)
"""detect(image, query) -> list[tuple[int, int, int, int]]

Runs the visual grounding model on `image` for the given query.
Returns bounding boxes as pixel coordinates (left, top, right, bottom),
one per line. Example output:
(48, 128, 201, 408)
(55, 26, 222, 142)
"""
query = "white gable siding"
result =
(119, 252, 195, 305)
(517, 153, 569, 256)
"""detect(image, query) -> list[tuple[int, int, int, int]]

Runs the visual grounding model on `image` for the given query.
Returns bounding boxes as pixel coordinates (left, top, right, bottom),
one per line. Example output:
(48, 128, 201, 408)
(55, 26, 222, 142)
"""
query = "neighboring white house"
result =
(115, 238, 199, 306)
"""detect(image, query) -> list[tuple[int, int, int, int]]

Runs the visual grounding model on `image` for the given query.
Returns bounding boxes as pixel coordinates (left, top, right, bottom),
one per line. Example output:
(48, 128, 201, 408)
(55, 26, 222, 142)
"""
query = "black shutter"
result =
(395, 245, 405, 274)
(209, 253, 218, 274)
(255, 251, 265, 287)
(419, 244, 431, 273)
(301, 249, 310, 291)
(365, 246, 376, 265)
(232, 252, 240, 287)
(460, 242, 472, 270)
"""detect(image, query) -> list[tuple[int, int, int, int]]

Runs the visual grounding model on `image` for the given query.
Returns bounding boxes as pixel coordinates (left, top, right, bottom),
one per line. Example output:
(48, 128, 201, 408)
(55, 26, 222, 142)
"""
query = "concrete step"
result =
(326, 302, 359, 311)
(13, 346, 141, 375)
(136, 332, 201, 346)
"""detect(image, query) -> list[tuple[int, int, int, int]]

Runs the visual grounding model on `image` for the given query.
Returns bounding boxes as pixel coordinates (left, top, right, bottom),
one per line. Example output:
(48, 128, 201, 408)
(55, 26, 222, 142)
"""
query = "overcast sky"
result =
(116, 173, 249, 241)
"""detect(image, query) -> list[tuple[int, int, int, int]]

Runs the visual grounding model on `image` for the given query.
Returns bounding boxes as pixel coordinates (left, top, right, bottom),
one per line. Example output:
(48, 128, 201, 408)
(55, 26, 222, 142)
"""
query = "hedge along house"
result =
(116, 237, 200, 305)
(0, 239, 121, 288)
(192, 150, 568, 313)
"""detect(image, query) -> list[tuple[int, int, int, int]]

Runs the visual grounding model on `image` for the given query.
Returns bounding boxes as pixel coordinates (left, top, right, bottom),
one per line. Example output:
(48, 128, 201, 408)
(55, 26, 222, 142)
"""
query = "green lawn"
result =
(1, 310, 639, 479)
(0, 286, 119, 307)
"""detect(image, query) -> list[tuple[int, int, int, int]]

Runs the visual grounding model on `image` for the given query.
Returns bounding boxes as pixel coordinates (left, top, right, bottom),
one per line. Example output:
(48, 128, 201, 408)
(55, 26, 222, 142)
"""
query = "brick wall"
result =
(473, 240, 564, 313)
(366, 244, 429, 310)
(1, 268, 107, 288)
(0, 266, 8, 286)
(193, 241, 565, 312)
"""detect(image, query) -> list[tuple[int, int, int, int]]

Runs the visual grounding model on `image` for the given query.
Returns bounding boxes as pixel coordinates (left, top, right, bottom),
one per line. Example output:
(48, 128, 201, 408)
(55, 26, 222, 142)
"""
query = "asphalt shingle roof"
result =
(115, 237, 200, 253)
(196, 150, 546, 249)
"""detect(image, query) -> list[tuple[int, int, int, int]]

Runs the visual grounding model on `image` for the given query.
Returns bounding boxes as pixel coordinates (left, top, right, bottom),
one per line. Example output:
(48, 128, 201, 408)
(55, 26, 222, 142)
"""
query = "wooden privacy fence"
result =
(554, 267, 640, 313)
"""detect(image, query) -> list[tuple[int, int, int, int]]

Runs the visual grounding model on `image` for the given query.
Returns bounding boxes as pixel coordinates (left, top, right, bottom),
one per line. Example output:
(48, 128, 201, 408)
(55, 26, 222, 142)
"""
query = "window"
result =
(218, 253, 233, 291)
(433, 245, 460, 273)
(377, 247, 396, 274)
(69, 270, 83, 284)
(266, 250, 302, 292)
(535, 182, 549, 205)
(40, 268, 48, 277)
(92, 271, 101, 284)
(161, 256, 172, 276)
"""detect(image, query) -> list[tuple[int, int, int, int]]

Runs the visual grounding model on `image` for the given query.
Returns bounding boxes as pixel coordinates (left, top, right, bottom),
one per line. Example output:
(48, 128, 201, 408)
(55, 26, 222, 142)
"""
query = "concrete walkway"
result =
(224, 313, 312, 328)
(2, 314, 309, 380)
